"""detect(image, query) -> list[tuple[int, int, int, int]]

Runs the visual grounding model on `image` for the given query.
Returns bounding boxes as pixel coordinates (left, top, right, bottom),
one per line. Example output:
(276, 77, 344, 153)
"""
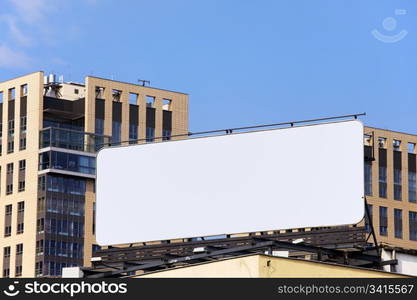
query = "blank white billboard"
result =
(96, 120, 364, 245)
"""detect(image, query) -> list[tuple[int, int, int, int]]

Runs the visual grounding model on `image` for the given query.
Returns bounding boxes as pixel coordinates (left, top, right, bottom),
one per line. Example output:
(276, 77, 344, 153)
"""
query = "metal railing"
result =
(103, 113, 366, 148)
(40, 127, 111, 153)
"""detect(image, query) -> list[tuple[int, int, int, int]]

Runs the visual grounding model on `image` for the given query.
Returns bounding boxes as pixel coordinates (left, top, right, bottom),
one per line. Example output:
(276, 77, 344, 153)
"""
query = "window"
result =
(364, 162, 372, 196)
(37, 218, 44, 232)
(7, 140, 14, 153)
(38, 176, 46, 191)
(18, 181, 25, 192)
(92, 244, 101, 255)
(6, 184, 13, 195)
(7, 163, 13, 174)
(3, 268, 10, 278)
(162, 129, 171, 141)
(95, 86, 105, 99)
(394, 169, 402, 200)
(20, 116, 27, 133)
(378, 137, 387, 148)
(5, 204, 12, 216)
(379, 206, 388, 236)
(18, 201, 24, 213)
(17, 223, 24, 234)
(19, 160, 26, 170)
(162, 99, 172, 110)
(74, 88, 79, 94)
(409, 143, 416, 154)
(146, 127, 155, 142)
(40, 151, 96, 175)
(146, 96, 155, 108)
(95, 118, 104, 135)
(93, 202, 96, 235)
(35, 261, 43, 276)
(3, 246, 11, 258)
(19, 137, 26, 150)
(16, 243, 23, 255)
(4, 226, 11, 237)
(36, 240, 44, 254)
(379, 166, 387, 198)
(8, 119, 14, 136)
(0, 91, 3, 103)
(409, 171, 416, 203)
(21, 84, 28, 96)
(129, 93, 138, 105)
(8, 87, 15, 100)
(38, 197, 45, 212)
(365, 204, 373, 232)
(393, 139, 401, 151)
(410, 211, 417, 241)
(46, 176, 86, 195)
(129, 124, 138, 144)
(112, 89, 121, 102)
(15, 265, 22, 277)
(111, 121, 121, 144)
(394, 209, 402, 239)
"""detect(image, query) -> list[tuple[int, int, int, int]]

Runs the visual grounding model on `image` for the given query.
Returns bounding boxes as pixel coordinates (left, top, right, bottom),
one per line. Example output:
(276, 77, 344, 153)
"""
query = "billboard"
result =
(96, 120, 364, 245)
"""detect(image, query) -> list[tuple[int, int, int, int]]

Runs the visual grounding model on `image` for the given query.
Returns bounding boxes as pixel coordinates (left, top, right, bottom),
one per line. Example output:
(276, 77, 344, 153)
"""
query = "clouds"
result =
(0, 0, 98, 72)
(0, 0, 67, 70)
(8, 0, 53, 24)
(1, 0, 54, 47)
(0, 44, 32, 68)
(0, 14, 33, 47)
(0, 0, 53, 69)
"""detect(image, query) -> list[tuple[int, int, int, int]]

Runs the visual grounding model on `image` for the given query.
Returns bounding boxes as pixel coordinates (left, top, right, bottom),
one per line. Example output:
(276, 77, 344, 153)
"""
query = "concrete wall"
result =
(136, 254, 408, 278)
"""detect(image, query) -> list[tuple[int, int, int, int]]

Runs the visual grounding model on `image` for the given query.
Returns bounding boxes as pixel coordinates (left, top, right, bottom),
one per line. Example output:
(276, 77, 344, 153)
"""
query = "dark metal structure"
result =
(81, 226, 392, 278)
(82, 113, 380, 278)
(105, 113, 367, 147)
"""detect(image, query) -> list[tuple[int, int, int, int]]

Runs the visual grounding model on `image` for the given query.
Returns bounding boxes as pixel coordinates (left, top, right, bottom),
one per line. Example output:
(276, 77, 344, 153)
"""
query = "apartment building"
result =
(363, 127, 417, 250)
(0, 71, 188, 277)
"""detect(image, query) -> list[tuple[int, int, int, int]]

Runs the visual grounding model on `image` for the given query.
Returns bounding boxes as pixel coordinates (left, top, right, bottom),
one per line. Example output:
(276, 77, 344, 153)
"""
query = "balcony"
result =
(40, 127, 111, 153)
(39, 151, 96, 176)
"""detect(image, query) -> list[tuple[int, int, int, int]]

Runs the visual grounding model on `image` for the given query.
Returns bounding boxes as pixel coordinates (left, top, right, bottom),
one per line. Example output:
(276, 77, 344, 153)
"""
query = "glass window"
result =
(410, 211, 417, 241)
(129, 93, 138, 105)
(394, 169, 402, 200)
(129, 124, 138, 144)
(379, 166, 387, 198)
(409, 171, 416, 203)
(8, 119, 14, 136)
(95, 118, 104, 135)
(20, 116, 27, 133)
(41, 152, 96, 175)
(146, 127, 155, 142)
(379, 206, 388, 236)
(394, 209, 402, 238)
(364, 162, 372, 196)
(112, 121, 121, 144)
(365, 204, 373, 232)
(408, 143, 416, 153)
(162, 129, 171, 141)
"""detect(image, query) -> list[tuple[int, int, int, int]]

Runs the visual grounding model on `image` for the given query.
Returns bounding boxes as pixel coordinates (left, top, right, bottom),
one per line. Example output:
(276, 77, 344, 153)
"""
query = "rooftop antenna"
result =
(138, 79, 150, 86)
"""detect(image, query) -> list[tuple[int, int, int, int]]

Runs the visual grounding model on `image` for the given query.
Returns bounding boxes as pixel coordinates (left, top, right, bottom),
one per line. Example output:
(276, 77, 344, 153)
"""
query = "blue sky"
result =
(0, 0, 416, 133)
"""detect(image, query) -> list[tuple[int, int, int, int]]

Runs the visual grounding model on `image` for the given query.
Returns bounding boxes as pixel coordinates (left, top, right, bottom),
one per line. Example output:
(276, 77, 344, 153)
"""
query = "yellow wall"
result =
(136, 255, 408, 278)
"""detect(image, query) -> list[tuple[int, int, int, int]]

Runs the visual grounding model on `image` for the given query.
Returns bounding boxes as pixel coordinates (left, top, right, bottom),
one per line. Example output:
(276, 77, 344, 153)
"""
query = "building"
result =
(64, 253, 408, 278)
(134, 254, 408, 278)
(363, 127, 417, 250)
(0, 71, 188, 277)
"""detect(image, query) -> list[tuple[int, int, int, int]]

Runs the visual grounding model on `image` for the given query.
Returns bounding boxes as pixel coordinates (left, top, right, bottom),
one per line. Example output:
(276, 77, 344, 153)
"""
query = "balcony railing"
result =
(40, 127, 111, 153)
